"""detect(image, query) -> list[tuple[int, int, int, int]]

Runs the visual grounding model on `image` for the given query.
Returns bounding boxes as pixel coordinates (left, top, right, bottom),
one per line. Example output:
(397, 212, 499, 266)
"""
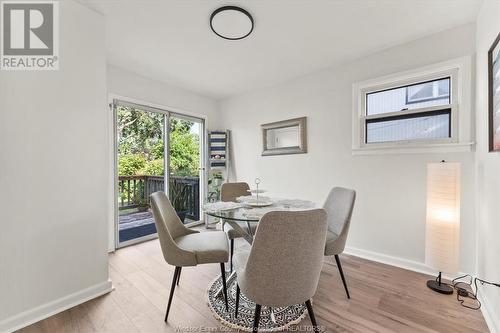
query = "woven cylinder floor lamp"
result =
(425, 161, 461, 294)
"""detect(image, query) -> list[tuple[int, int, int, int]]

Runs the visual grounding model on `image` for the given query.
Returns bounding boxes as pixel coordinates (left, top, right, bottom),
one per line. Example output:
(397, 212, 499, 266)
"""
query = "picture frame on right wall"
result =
(488, 32, 500, 152)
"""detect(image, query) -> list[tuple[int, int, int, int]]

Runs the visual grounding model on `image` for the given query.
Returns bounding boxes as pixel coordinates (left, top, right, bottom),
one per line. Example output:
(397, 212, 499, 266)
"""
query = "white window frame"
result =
(352, 57, 474, 155)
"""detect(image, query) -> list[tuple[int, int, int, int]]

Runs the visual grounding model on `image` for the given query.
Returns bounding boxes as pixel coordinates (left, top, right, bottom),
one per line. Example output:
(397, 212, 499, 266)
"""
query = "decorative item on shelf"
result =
(209, 131, 228, 169)
(488, 32, 500, 152)
(425, 161, 461, 294)
(206, 130, 230, 228)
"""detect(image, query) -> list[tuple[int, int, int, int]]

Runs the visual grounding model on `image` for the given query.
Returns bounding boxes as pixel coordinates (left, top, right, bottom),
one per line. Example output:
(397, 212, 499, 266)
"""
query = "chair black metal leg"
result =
(253, 304, 261, 333)
(230, 239, 234, 272)
(165, 266, 180, 322)
(220, 263, 229, 311)
(176, 267, 182, 286)
(305, 299, 319, 332)
(335, 254, 350, 299)
(235, 283, 240, 318)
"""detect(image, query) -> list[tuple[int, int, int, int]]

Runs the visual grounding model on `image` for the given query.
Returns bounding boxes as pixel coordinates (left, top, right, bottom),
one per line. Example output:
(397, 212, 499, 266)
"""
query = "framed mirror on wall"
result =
(261, 117, 307, 156)
(488, 32, 500, 152)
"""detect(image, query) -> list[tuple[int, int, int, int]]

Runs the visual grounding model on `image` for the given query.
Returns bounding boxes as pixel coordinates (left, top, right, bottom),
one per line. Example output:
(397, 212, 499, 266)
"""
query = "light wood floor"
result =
(19, 236, 489, 333)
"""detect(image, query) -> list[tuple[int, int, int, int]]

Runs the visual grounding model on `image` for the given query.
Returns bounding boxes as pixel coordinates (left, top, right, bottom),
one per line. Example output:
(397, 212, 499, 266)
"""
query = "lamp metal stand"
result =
(427, 272, 453, 294)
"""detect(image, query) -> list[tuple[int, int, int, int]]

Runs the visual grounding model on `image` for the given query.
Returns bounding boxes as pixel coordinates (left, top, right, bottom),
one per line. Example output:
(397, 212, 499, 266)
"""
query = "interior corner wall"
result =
(218, 23, 478, 275)
(475, 0, 500, 332)
(0, 1, 110, 331)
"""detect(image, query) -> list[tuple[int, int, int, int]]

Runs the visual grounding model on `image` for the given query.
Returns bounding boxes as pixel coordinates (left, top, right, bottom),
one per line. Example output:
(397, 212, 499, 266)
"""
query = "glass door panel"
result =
(116, 104, 165, 245)
(168, 115, 203, 224)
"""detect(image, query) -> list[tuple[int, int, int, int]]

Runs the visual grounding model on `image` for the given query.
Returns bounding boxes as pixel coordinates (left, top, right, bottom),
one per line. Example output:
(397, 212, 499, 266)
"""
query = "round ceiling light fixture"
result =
(210, 6, 254, 40)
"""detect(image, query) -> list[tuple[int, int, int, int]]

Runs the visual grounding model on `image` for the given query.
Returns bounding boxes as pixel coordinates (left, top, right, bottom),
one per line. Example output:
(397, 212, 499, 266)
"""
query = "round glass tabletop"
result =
(205, 207, 260, 222)
(204, 199, 316, 223)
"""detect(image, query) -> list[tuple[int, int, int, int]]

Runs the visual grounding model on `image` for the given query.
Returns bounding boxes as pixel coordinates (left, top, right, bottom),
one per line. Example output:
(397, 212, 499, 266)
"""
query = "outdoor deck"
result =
(118, 175, 200, 243)
(119, 211, 156, 242)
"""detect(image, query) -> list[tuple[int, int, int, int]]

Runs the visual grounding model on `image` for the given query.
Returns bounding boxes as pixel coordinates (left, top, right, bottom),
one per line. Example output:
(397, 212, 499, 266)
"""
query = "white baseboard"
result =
(344, 246, 461, 281)
(478, 286, 500, 333)
(0, 279, 113, 333)
(344, 247, 500, 331)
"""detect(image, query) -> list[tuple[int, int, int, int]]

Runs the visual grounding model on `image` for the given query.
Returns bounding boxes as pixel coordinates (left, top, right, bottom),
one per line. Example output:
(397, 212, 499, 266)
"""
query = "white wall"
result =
(107, 65, 218, 127)
(475, 0, 500, 331)
(0, 1, 111, 331)
(218, 24, 477, 274)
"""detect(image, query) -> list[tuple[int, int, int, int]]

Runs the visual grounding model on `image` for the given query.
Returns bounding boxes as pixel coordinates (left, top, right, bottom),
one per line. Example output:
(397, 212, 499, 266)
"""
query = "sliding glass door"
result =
(168, 114, 204, 224)
(114, 100, 205, 248)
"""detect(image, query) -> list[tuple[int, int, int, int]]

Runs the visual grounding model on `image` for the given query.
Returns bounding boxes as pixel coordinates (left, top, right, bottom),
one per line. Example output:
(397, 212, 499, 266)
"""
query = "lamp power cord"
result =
(445, 274, 500, 310)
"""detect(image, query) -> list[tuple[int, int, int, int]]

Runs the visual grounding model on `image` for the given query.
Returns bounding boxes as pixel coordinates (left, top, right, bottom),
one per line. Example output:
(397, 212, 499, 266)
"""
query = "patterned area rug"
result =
(207, 273, 307, 332)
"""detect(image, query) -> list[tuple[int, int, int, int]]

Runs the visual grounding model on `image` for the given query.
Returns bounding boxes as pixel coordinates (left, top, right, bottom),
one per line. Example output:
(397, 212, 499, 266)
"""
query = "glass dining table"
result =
(204, 198, 316, 327)
(206, 207, 259, 244)
(204, 198, 316, 244)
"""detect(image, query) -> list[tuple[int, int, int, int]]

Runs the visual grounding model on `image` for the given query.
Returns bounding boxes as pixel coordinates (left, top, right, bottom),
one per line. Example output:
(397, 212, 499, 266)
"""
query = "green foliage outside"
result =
(118, 154, 147, 176)
(143, 159, 165, 176)
(117, 106, 200, 177)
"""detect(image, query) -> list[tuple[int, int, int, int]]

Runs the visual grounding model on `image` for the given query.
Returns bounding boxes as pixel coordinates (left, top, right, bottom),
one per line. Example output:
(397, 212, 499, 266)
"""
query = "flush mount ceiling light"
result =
(210, 6, 254, 40)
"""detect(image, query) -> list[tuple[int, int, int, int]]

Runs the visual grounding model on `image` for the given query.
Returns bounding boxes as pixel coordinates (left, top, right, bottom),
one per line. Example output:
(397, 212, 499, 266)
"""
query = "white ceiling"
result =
(82, 0, 482, 100)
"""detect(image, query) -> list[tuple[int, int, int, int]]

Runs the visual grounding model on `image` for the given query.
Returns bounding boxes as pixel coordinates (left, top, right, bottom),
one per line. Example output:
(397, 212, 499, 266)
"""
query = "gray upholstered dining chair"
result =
(233, 209, 328, 332)
(323, 187, 356, 299)
(150, 191, 229, 322)
(220, 182, 257, 271)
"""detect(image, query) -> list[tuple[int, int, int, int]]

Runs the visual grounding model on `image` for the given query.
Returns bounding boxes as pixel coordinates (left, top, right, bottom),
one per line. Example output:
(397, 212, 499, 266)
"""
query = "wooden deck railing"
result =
(118, 175, 200, 221)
